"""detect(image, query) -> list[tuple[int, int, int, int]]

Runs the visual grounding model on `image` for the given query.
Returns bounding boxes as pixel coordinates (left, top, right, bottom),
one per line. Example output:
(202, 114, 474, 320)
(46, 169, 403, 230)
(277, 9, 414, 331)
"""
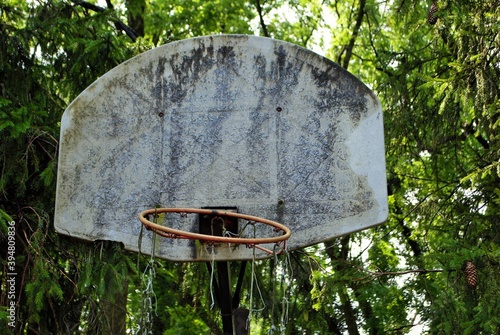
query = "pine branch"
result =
(462, 122, 490, 149)
(354, 267, 447, 282)
(72, 0, 138, 42)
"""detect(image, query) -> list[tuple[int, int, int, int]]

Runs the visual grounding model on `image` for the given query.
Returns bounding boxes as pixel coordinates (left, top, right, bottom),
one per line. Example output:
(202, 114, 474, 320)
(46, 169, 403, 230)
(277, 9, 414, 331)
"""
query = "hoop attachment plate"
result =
(139, 208, 291, 255)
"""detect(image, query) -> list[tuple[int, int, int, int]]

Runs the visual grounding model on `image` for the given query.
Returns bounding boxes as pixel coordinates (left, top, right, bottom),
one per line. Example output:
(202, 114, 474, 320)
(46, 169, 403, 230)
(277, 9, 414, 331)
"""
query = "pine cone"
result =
(428, 2, 438, 25)
(464, 261, 477, 288)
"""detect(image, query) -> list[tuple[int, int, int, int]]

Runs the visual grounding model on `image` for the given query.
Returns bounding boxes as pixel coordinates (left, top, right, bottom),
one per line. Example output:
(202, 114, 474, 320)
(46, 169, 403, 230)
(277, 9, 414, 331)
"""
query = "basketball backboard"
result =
(54, 35, 387, 261)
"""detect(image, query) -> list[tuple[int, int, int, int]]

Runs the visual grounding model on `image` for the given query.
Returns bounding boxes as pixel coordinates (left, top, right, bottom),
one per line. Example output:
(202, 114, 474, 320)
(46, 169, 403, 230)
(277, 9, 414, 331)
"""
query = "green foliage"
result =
(145, 0, 255, 45)
(163, 305, 210, 335)
(25, 256, 64, 323)
(0, 209, 13, 234)
(1, 0, 499, 334)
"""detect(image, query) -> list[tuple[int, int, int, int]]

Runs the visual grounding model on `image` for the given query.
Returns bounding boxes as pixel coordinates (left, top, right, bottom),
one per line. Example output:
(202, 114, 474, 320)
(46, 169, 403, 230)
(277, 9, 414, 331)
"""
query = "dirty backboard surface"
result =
(54, 35, 387, 261)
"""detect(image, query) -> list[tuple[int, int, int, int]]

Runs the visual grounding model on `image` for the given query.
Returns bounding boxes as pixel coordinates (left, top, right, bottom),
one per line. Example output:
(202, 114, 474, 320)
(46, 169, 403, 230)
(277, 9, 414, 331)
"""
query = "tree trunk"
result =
(125, 0, 146, 37)
(102, 279, 128, 335)
(324, 237, 360, 335)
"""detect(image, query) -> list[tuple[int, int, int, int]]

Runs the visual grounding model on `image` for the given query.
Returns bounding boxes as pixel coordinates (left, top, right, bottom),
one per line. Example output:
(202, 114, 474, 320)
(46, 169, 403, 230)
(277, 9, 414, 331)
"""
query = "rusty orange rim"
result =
(139, 207, 291, 255)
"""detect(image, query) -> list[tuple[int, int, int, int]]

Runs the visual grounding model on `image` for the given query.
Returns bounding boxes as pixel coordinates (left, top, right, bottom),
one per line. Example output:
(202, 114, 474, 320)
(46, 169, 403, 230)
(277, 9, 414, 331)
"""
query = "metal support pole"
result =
(200, 208, 249, 334)
(217, 261, 234, 335)
(206, 261, 249, 335)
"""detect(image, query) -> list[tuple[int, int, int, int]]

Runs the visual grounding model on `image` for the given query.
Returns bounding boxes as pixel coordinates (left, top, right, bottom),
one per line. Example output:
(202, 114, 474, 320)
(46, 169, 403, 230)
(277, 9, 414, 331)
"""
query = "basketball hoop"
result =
(138, 208, 291, 255)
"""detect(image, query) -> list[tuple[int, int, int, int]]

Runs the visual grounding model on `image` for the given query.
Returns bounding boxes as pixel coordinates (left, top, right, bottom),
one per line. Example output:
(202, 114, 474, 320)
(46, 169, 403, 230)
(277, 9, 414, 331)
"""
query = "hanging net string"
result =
(267, 244, 292, 335)
(278, 249, 292, 333)
(135, 210, 160, 335)
(246, 221, 267, 332)
(208, 244, 217, 310)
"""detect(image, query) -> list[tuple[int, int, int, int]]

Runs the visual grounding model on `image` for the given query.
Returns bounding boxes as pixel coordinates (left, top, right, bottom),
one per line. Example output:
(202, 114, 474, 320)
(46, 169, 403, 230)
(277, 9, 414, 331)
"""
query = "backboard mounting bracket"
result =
(199, 206, 239, 241)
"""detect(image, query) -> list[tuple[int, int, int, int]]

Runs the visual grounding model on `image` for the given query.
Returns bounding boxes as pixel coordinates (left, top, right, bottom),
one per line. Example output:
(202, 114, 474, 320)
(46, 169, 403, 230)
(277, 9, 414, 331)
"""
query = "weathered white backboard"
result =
(55, 35, 387, 261)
